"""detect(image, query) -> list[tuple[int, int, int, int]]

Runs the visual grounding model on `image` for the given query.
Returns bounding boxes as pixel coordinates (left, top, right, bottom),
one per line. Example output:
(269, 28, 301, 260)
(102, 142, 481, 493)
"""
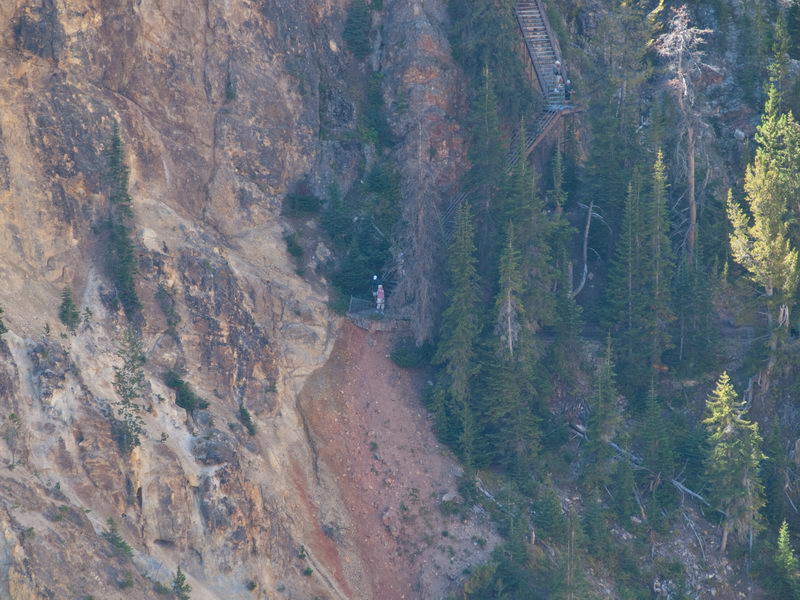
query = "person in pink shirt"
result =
(376, 285, 385, 313)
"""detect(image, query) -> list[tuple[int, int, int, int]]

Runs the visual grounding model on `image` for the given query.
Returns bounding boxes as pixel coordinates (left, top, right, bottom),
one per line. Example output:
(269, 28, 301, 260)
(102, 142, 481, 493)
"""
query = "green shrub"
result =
(155, 284, 181, 331)
(391, 339, 434, 369)
(284, 233, 304, 259)
(58, 287, 81, 332)
(164, 371, 209, 414)
(0, 306, 7, 335)
(246, 580, 258, 591)
(363, 75, 394, 149)
(284, 192, 322, 215)
(343, 0, 371, 59)
(153, 581, 171, 594)
(302, 567, 313, 576)
(239, 405, 256, 436)
(224, 71, 237, 103)
(117, 570, 134, 589)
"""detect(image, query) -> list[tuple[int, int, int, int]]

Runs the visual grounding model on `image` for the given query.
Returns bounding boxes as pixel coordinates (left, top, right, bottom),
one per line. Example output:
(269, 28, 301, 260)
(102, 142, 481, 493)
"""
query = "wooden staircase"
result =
(515, 0, 565, 106)
(440, 0, 576, 238)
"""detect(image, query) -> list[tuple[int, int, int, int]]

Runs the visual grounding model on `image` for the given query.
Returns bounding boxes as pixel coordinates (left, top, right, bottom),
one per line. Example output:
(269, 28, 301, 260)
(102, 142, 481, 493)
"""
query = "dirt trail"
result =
(299, 323, 497, 600)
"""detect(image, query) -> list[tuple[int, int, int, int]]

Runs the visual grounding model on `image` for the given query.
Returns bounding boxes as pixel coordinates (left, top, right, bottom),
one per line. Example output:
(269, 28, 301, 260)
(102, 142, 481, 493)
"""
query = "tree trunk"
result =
(687, 124, 697, 260)
(720, 520, 730, 553)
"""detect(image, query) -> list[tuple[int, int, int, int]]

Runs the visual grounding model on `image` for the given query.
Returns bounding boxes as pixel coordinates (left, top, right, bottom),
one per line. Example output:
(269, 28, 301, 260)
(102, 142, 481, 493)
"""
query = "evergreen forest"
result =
(335, 0, 800, 597)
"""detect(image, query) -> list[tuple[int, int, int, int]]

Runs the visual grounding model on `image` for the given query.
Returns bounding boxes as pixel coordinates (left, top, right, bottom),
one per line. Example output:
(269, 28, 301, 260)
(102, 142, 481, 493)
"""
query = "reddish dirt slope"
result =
(299, 323, 497, 600)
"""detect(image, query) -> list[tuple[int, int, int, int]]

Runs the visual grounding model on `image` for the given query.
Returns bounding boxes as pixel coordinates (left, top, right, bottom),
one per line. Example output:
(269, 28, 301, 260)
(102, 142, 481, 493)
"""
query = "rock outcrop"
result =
(0, 0, 488, 598)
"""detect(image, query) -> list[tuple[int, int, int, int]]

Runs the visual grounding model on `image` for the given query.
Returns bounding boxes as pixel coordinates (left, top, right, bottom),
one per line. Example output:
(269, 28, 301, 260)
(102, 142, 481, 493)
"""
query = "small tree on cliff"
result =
(0, 307, 7, 335)
(172, 566, 192, 600)
(112, 329, 146, 454)
(58, 287, 80, 332)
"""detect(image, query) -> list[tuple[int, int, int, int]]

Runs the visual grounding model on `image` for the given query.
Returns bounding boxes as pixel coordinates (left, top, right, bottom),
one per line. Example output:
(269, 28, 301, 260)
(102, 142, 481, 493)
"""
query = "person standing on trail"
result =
(371, 274, 379, 299)
(376, 285, 385, 313)
(565, 79, 572, 101)
(553, 61, 561, 77)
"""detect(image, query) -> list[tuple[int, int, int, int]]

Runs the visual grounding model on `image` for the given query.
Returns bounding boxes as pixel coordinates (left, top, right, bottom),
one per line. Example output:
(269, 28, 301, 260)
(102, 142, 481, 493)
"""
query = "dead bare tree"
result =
(654, 6, 712, 262)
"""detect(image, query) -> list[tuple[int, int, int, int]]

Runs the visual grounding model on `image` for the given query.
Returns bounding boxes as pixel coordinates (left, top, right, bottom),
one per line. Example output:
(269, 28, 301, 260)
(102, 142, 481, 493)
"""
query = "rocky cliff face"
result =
(0, 1, 490, 598)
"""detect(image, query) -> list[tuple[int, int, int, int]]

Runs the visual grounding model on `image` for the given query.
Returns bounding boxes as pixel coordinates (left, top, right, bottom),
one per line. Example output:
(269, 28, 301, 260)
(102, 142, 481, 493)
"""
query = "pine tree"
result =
(503, 121, 534, 227)
(343, 0, 371, 59)
(612, 456, 638, 521)
(434, 202, 482, 468)
(672, 232, 718, 375)
(606, 179, 649, 390)
(495, 223, 524, 359)
(112, 329, 146, 454)
(639, 385, 676, 516)
(790, 1, 800, 60)
(104, 124, 140, 316)
(582, 493, 609, 557)
(769, 13, 791, 108)
(544, 251, 583, 393)
(58, 287, 80, 332)
(583, 337, 622, 489)
(481, 223, 541, 476)
(172, 566, 192, 600)
(776, 521, 800, 599)
(642, 150, 675, 371)
(535, 476, 567, 541)
(703, 372, 766, 552)
(106, 123, 133, 216)
(728, 87, 800, 340)
(469, 67, 507, 279)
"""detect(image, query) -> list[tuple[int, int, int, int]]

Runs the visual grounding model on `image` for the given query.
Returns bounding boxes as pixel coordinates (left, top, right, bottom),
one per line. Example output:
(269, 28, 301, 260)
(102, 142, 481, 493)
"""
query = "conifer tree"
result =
(776, 520, 800, 599)
(769, 13, 791, 109)
(672, 232, 718, 375)
(544, 251, 583, 392)
(112, 329, 147, 454)
(535, 476, 567, 541)
(703, 372, 766, 552)
(434, 202, 482, 468)
(104, 123, 140, 316)
(470, 67, 505, 256)
(172, 566, 192, 600)
(583, 337, 622, 489)
(642, 150, 675, 371)
(639, 385, 676, 514)
(728, 87, 800, 344)
(58, 287, 80, 332)
(612, 456, 638, 521)
(606, 179, 649, 389)
(342, 0, 371, 59)
(482, 223, 541, 476)
(582, 493, 609, 557)
(495, 223, 523, 359)
(790, 1, 800, 60)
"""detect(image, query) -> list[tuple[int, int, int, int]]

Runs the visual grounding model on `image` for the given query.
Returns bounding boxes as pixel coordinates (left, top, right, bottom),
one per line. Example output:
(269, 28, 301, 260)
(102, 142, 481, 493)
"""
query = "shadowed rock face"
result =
(13, 0, 64, 61)
(0, 0, 479, 598)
